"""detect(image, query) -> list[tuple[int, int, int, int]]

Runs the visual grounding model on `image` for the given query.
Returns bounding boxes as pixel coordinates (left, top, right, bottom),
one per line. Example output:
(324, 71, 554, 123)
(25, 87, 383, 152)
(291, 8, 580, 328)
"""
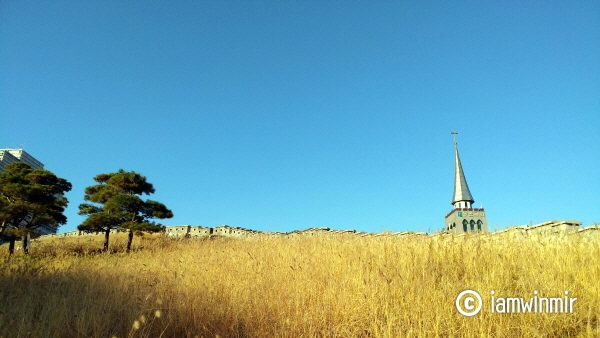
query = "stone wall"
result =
(32, 220, 599, 243)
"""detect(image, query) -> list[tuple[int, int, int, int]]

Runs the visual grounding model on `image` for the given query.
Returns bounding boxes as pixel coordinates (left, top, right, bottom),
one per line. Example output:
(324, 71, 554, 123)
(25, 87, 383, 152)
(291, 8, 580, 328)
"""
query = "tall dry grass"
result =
(0, 233, 598, 337)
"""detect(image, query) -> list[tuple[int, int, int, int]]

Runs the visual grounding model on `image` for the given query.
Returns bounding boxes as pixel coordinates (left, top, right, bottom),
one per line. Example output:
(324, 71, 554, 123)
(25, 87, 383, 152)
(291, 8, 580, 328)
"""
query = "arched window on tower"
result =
(462, 219, 468, 232)
(477, 220, 482, 231)
(470, 220, 475, 231)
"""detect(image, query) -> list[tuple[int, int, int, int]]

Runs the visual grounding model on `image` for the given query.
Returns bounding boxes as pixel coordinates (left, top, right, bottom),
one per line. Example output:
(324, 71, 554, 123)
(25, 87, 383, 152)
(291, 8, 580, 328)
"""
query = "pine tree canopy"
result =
(78, 169, 173, 236)
(0, 162, 72, 238)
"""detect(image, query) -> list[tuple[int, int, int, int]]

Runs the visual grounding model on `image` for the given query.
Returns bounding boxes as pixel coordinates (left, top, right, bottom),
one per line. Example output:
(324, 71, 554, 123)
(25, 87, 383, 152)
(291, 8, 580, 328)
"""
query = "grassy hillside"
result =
(0, 233, 598, 337)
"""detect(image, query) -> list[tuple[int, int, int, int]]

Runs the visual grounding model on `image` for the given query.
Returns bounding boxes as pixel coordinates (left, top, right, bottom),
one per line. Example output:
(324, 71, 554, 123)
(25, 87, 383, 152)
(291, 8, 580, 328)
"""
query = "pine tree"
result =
(78, 169, 173, 252)
(0, 162, 72, 254)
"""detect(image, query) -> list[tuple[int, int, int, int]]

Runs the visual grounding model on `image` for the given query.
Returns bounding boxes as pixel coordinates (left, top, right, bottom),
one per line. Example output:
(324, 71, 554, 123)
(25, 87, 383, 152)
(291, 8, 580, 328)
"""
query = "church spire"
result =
(451, 131, 474, 208)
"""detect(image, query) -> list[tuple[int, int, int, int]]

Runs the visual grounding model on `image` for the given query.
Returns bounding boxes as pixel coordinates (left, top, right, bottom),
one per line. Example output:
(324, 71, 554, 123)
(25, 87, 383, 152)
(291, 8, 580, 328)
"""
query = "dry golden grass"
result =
(0, 232, 598, 337)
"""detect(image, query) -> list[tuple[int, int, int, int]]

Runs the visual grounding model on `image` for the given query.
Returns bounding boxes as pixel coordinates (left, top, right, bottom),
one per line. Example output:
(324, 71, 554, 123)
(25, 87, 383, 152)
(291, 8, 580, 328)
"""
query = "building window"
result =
(463, 219, 468, 232)
(470, 220, 475, 231)
(477, 220, 482, 231)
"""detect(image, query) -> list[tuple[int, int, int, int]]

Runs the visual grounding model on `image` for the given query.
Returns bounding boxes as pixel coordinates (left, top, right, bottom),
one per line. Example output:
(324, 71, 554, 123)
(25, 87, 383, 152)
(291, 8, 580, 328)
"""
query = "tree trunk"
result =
(8, 236, 15, 255)
(126, 229, 133, 252)
(22, 235, 29, 255)
(104, 228, 110, 252)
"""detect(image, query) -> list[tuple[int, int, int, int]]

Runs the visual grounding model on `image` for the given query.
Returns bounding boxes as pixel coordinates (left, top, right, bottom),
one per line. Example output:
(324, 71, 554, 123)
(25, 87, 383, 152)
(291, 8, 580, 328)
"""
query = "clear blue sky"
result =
(1, 1, 598, 233)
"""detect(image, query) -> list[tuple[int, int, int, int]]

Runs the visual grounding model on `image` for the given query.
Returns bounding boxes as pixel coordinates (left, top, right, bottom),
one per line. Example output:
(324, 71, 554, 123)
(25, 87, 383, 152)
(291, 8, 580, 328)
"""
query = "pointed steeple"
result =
(451, 131, 474, 208)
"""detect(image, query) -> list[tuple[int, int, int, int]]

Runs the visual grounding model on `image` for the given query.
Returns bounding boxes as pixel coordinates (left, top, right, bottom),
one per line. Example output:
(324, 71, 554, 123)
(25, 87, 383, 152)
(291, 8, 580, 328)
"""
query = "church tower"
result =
(445, 132, 488, 233)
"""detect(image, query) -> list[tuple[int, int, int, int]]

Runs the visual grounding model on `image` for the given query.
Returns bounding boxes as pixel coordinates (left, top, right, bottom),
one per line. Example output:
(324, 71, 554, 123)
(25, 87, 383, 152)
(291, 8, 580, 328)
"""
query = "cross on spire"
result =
(451, 130, 458, 145)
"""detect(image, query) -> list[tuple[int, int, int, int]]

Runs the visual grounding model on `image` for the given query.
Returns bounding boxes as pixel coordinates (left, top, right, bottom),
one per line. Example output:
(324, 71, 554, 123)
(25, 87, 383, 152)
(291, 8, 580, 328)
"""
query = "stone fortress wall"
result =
(484, 220, 599, 241)
(34, 220, 600, 242)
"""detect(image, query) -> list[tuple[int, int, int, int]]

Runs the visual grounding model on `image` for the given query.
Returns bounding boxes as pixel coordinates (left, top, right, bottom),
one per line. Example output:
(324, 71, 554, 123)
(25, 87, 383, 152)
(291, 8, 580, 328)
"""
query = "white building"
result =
(0, 149, 44, 171)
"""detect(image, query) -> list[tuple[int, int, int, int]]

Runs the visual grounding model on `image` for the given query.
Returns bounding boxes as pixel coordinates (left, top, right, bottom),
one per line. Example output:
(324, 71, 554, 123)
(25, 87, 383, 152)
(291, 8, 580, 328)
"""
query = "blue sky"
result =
(1, 1, 598, 233)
